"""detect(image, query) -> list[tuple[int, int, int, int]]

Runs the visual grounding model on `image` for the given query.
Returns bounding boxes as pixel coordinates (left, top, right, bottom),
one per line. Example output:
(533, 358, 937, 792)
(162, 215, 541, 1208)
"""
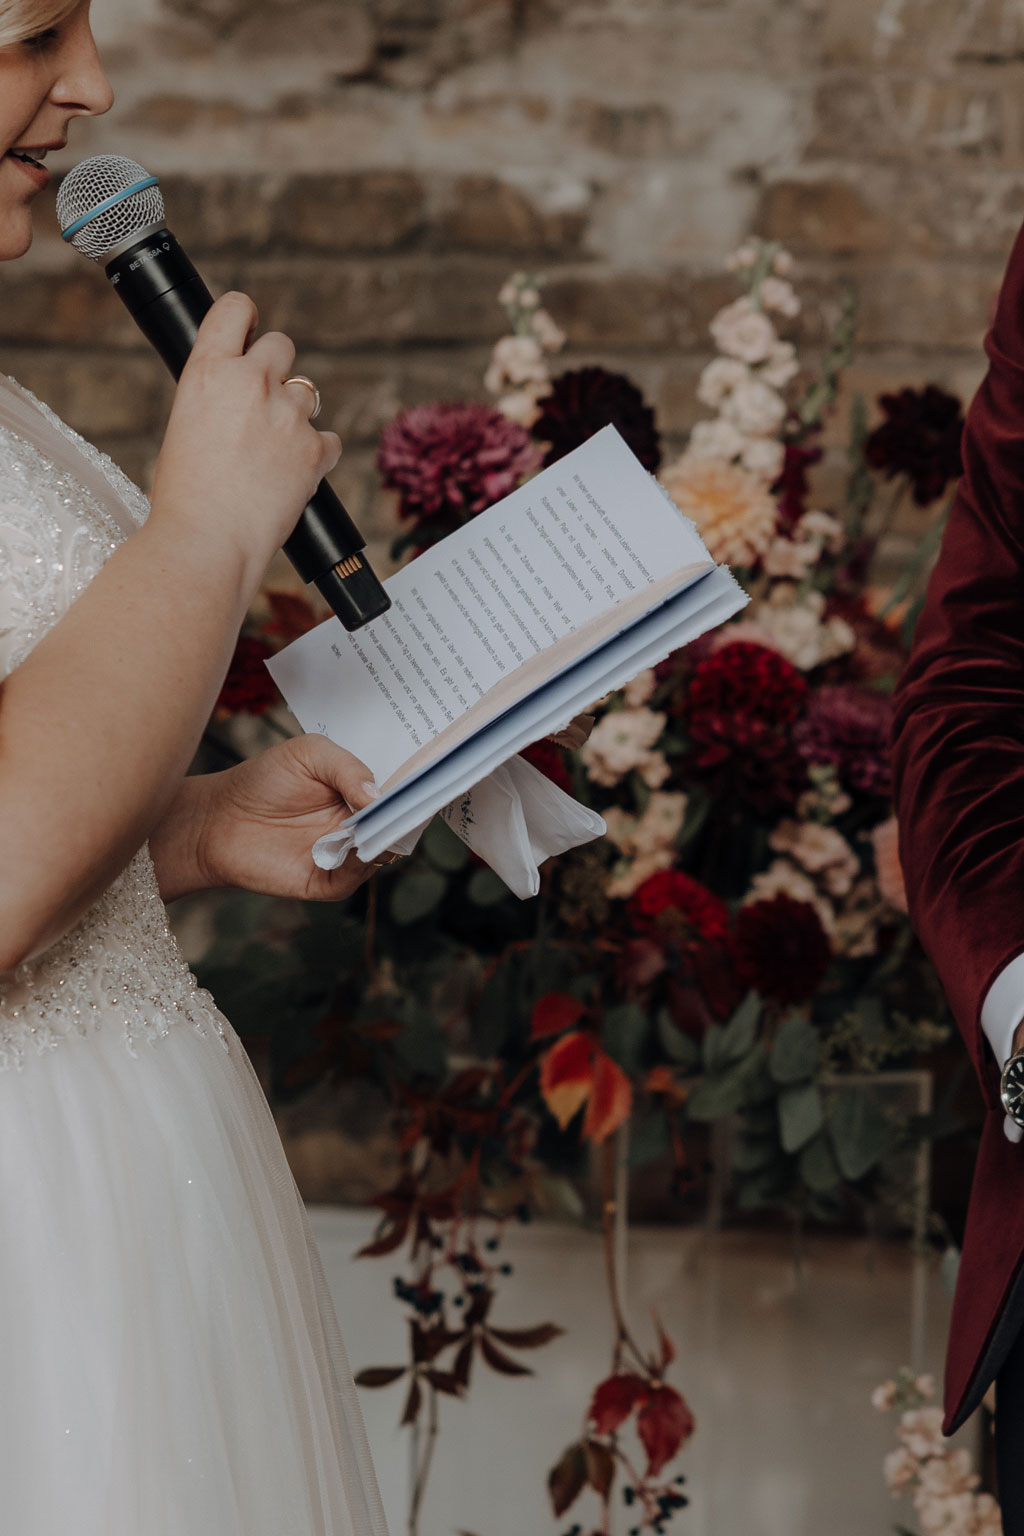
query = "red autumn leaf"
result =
(584, 1439, 616, 1499)
(531, 992, 587, 1039)
(355, 1217, 409, 1259)
(589, 1373, 649, 1435)
(487, 1323, 564, 1350)
(582, 1047, 633, 1144)
(637, 1385, 695, 1477)
(354, 1365, 407, 1388)
(540, 1030, 594, 1129)
(655, 1318, 676, 1371)
(548, 1441, 588, 1518)
(401, 1375, 423, 1426)
(480, 1333, 533, 1376)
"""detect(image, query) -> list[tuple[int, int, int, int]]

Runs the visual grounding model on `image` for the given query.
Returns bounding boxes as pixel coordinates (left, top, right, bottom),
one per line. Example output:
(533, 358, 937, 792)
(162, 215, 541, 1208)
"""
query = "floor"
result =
(308, 1206, 975, 1536)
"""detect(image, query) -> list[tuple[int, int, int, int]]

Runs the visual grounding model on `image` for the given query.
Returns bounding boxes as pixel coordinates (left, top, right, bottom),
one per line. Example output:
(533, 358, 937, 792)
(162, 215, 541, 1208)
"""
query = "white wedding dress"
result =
(0, 374, 390, 1536)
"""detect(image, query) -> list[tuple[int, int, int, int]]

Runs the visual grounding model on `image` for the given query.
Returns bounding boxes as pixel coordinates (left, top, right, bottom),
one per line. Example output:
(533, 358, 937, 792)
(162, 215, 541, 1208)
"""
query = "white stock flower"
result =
(686, 418, 747, 463)
(760, 340, 799, 388)
(722, 378, 788, 438)
(606, 847, 676, 900)
(496, 389, 545, 429)
(973, 1492, 1003, 1534)
(754, 588, 856, 671)
(623, 667, 657, 706)
(710, 296, 777, 365)
(698, 356, 750, 408)
(871, 1381, 898, 1412)
(580, 708, 666, 786)
(914, 1374, 937, 1400)
(796, 509, 845, 553)
(763, 536, 819, 580)
(725, 243, 759, 272)
(632, 792, 688, 855)
(529, 308, 566, 351)
(485, 334, 548, 392)
(759, 276, 800, 317)
(638, 751, 671, 788)
(883, 1445, 919, 1495)
(741, 436, 785, 483)
(772, 249, 795, 276)
(769, 819, 859, 896)
(899, 1406, 947, 1461)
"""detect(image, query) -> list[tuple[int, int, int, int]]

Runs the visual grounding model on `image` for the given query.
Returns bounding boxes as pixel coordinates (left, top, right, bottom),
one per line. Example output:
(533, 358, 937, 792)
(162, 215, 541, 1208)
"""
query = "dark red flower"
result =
(732, 894, 831, 1006)
(378, 402, 542, 533)
(821, 593, 905, 683)
(684, 641, 809, 811)
(629, 869, 730, 948)
(774, 440, 822, 528)
(216, 635, 278, 716)
(520, 738, 573, 793)
(532, 366, 661, 472)
(864, 385, 964, 506)
(794, 683, 893, 796)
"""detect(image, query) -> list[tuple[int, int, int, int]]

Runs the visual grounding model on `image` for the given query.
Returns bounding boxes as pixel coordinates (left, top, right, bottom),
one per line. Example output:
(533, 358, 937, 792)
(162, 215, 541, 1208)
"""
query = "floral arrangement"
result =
(873, 1369, 1001, 1534)
(200, 240, 966, 1533)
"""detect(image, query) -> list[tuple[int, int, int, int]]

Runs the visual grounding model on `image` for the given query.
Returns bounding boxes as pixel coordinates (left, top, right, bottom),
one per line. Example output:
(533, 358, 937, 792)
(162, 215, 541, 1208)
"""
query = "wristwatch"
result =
(1001, 1051, 1024, 1128)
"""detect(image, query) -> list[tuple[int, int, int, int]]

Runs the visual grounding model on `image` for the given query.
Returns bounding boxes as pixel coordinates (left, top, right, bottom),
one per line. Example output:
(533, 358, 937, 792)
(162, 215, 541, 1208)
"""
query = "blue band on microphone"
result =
(60, 175, 160, 242)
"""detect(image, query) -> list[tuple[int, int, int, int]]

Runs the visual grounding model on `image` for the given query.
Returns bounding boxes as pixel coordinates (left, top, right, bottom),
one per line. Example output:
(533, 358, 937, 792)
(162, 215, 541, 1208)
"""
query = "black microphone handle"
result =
(104, 228, 389, 629)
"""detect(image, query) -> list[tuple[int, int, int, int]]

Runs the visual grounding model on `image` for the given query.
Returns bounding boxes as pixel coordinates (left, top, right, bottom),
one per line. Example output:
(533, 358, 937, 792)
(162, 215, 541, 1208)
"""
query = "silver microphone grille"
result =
(56, 154, 165, 261)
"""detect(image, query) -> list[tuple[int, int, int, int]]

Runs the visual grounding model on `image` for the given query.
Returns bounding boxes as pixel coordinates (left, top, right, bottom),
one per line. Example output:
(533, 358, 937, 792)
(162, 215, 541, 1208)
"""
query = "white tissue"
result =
(311, 756, 605, 900)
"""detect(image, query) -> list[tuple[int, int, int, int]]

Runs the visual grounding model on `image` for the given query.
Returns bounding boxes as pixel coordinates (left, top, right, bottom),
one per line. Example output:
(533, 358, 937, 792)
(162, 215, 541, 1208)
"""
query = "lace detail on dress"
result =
(0, 380, 232, 1072)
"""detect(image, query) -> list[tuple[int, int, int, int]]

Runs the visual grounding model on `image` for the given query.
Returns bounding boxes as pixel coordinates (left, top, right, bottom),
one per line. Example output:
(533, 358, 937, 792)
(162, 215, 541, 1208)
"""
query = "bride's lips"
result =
(4, 149, 52, 191)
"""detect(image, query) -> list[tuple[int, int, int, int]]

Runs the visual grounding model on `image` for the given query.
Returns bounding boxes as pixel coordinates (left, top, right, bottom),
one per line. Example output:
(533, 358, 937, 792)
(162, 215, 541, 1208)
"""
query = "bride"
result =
(0, 3, 393, 1531)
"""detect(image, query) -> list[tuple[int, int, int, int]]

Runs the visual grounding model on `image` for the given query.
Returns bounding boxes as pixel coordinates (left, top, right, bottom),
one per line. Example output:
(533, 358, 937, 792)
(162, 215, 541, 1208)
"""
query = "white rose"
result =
(796, 509, 845, 553)
(710, 296, 777, 364)
(722, 378, 788, 437)
(697, 357, 750, 409)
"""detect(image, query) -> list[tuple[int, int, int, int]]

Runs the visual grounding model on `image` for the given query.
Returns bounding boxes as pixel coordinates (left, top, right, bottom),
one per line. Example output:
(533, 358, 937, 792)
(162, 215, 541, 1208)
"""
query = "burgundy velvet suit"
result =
(892, 217, 1024, 1434)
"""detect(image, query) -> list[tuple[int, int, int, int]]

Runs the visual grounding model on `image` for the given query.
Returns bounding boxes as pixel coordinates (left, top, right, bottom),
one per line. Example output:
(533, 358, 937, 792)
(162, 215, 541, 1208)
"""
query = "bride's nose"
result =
(51, 21, 115, 120)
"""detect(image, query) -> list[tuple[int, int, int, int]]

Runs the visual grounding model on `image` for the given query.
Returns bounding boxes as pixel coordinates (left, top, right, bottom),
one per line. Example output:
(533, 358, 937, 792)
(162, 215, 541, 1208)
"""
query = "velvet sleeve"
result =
(890, 218, 1024, 1108)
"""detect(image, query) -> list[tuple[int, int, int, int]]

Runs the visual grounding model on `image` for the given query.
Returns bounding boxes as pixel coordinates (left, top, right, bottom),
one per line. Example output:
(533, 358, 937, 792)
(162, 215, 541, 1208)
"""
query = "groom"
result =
(892, 214, 1024, 1514)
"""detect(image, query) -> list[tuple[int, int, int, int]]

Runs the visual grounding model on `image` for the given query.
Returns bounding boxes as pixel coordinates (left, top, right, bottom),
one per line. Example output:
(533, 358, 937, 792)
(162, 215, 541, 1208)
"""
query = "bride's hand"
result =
(150, 735, 382, 903)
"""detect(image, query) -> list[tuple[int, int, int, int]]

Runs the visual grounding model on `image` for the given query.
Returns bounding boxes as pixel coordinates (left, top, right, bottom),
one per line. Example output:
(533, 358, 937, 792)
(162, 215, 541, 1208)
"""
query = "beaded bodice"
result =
(0, 376, 227, 1070)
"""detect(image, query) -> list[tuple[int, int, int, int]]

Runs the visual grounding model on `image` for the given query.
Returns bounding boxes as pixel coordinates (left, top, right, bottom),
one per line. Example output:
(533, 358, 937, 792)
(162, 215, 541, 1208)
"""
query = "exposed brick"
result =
(0, 351, 170, 438)
(567, 99, 674, 157)
(436, 175, 589, 254)
(757, 178, 894, 256)
(811, 73, 1006, 161)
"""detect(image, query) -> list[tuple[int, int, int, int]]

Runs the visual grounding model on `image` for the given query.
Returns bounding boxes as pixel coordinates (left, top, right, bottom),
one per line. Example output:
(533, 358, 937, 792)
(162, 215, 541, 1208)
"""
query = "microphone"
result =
(56, 155, 390, 633)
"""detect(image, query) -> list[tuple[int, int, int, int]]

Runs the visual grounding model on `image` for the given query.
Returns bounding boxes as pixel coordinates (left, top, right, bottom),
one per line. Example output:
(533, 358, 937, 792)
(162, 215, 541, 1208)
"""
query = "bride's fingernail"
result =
(362, 779, 379, 799)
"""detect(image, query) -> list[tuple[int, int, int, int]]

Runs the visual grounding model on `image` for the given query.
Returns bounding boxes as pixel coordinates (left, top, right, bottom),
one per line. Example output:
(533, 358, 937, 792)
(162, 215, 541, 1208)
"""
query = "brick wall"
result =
(3, 0, 1018, 572)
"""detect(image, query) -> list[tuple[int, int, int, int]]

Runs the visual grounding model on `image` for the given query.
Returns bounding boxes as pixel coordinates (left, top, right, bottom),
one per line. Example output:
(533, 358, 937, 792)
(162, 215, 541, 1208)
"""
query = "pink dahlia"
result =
(378, 403, 542, 533)
(794, 684, 893, 797)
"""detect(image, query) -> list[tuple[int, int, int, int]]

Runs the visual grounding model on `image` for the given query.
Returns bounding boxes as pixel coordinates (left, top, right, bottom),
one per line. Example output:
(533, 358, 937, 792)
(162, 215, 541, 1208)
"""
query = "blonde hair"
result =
(0, 0, 81, 48)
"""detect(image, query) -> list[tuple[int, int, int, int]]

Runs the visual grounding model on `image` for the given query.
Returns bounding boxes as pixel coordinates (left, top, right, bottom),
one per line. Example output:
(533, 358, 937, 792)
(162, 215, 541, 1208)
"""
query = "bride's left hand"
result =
(150, 735, 382, 903)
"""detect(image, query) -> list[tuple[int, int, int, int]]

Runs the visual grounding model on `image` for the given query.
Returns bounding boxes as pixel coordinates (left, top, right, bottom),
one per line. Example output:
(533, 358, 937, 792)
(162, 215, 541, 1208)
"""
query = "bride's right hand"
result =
(148, 291, 342, 590)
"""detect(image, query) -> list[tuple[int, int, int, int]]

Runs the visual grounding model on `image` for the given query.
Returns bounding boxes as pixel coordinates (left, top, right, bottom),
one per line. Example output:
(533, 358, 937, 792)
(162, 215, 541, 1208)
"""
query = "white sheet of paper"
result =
(268, 426, 717, 783)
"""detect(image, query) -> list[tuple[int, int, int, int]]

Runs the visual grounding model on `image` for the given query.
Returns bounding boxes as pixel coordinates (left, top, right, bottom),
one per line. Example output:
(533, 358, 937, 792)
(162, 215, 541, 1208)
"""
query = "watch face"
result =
(1002, 1056, 1024, 1126)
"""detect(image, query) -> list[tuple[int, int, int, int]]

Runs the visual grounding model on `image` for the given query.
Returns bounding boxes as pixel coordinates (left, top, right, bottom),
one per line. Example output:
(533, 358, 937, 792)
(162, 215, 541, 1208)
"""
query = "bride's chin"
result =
(0, 210, 34, 262)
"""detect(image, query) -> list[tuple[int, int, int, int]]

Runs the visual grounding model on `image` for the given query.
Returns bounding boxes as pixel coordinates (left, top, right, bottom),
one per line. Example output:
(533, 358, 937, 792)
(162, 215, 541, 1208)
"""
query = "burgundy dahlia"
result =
(683, 641, 809, 812)
(794, 683, 893, 797)
(378, 403, 542, 534)
(216, 635, 278, 717)
(733, 894, 831, 1007)
(864, 385, 964, 507)
(532, 367, 661, 472)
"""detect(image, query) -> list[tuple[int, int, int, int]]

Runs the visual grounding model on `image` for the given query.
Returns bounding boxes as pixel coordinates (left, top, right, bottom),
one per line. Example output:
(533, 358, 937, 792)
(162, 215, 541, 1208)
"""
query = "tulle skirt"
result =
(0, 1007, 390, 1536)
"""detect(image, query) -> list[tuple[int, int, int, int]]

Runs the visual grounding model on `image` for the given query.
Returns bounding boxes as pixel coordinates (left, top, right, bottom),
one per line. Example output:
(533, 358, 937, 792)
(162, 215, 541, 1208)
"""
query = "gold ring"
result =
(283, 375, 321, 421)
(368, 851, 404, 869)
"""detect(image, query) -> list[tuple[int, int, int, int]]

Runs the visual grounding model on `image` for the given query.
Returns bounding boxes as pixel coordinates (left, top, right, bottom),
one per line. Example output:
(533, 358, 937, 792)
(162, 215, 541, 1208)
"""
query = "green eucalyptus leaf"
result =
(467, 868, 510, 906)
(720, 991, 761, 1062)
(828, 1087, 890, 1181)
(686, 1062, 749, 1121)
(799, 1132, 841, 1192)
(778, 1082, 824, 1153)
(602, 1003, 649, 1074)
(421, 817, 470, 873)
(770, 1013, 820, 1085)
(626, 1107, 671, 1168)
(389, 868, 448, 925)
(732, 1134, 781, 1175)
(657, 1009, 701, 1069)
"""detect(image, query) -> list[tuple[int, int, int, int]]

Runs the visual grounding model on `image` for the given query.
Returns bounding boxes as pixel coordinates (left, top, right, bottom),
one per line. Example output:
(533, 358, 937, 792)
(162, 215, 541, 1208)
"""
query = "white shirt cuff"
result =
(981, 952, 1024, 1143)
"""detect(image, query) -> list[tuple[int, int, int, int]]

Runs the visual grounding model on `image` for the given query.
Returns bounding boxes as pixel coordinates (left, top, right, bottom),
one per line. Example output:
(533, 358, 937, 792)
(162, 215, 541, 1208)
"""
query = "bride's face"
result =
(0, 2, 112, 261)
